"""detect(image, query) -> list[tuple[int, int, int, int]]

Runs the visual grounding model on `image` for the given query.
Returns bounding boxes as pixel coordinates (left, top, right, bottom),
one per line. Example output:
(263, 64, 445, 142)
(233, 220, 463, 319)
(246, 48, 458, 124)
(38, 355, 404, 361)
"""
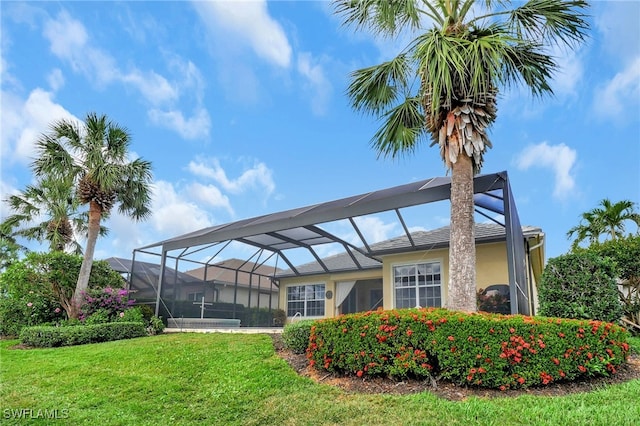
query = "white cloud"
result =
(515, 142, 578, 200)
(150, 181, 213, 235)
(352, 216, 399, 244)
(192, 0, 292, 68)
(0, 88, 77, 164)
(592, 57, 640, 120)
(42, 10, 87, 62)
(549, 43, 583, 98)
(40, 10, 210, 139)
(187, 157, 275, 196)
(297, 52, 332, 115)
(120, 69, 178, 105)
(595, 1, 640, 66)
(47, 68, 64, 91)
(148, 108, 211, 140)
(186, 182, 234, 217)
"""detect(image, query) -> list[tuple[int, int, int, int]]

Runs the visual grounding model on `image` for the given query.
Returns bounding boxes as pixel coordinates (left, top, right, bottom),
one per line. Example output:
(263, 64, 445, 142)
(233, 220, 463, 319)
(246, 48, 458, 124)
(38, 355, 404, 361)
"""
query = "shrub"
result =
(83, 308, 112, 325)
(147, 316, 165, 335)
(307, 308, 630, 389)
(242, 307, 287, 327)
(282, 319, 316, 354)
(0, 252, 123, 335)
(591, 236, 640, 331)
(136, 304, 155, 322)
(538, 252, 623, 322)
(117, 306, 144, 323)
(80, 287, 135, 322)
(19, 322, 147, 348)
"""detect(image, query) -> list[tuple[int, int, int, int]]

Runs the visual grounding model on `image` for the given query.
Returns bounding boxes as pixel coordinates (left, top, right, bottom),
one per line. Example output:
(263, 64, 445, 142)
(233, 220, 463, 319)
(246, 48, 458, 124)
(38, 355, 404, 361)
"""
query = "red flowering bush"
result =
(307, 308, 631, 389)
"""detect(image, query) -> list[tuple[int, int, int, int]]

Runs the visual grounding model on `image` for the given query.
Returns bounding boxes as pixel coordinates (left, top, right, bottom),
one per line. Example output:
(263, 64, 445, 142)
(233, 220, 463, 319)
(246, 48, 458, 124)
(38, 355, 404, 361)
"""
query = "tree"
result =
(1, 176, 107, 254)
(0, 225, 26, 272)
(334, 0, 589, 312)
(0, 251, 125, 335)
(592, 236, 640, 332)
(33, 113, 153, 318)
(567, 199, 640, 249)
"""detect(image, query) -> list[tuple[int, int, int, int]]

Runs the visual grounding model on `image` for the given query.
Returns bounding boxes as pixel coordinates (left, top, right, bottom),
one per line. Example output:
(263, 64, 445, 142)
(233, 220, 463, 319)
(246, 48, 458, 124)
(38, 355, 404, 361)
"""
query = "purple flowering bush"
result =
(80, 287, 136, 323)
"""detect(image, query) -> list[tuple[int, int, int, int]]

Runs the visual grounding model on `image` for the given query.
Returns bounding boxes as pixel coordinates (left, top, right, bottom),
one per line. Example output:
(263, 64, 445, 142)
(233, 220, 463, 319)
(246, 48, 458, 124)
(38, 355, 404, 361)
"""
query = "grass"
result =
(1, 334, 639, 426)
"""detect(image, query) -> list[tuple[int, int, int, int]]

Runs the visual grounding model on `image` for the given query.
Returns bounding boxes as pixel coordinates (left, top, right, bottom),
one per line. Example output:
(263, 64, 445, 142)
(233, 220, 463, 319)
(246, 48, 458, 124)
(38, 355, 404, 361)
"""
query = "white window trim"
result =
(187, 292, 205, 302)
(286, 282, 326, 318)
(390, 259, 443, 309)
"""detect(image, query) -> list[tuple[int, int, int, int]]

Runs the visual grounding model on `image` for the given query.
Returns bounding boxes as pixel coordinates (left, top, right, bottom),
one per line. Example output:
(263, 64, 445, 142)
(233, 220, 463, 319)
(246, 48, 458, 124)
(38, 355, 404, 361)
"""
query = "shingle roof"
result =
(186, 258, 284, 291)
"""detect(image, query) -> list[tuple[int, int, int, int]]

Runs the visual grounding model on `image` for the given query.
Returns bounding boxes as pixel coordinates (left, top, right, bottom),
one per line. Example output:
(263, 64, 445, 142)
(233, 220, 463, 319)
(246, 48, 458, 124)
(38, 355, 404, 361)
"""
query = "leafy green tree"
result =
(0, 251, 124, 335)
(33, 113, 153, 317)
(334, 0, 589, 311)
(568, 199, 640, 249)
(0, 227, 26, 271)
(1, 176, 108, 254)
(590, 236, 640, 331)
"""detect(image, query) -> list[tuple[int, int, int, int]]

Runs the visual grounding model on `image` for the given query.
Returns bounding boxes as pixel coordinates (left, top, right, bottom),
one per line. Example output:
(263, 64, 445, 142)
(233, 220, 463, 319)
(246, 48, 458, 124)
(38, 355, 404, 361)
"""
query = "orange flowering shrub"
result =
(307, 308, 630, 389)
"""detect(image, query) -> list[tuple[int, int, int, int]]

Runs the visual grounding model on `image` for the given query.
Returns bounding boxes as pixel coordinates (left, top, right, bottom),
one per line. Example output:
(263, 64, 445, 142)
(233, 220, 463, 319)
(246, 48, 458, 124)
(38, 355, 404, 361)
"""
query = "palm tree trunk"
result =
(447, 153, 477, 312)
(71, 200, 102, 318)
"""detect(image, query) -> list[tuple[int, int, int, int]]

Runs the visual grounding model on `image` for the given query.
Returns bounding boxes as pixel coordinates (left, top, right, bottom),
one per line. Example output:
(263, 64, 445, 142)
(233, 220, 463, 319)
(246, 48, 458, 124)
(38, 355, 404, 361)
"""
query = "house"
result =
(277, 223, 544, 320)
(106, 257, 281, 322)
(131, 171, 544, 326)
(184, 259, 282, 311)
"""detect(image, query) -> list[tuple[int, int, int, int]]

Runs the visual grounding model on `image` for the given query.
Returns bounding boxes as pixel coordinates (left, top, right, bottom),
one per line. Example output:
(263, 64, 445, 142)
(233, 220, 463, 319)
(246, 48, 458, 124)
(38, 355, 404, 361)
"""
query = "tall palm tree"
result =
(33, 113, 153, 317)
(334, 0, 589, 312)
(1, 176, 106, 254)
(568, 199, 640, 249)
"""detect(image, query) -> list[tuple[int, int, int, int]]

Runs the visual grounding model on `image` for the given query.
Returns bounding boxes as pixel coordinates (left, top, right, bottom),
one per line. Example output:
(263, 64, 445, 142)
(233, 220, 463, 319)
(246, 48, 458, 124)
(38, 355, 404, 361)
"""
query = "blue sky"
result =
(1, 0, 639, 266)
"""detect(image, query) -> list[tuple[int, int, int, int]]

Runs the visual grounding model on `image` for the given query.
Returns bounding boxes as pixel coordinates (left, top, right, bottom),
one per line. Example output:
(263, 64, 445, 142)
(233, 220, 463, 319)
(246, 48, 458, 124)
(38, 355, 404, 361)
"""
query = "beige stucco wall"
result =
(279, 239, 544, 321)
(278, 269, 381, 320)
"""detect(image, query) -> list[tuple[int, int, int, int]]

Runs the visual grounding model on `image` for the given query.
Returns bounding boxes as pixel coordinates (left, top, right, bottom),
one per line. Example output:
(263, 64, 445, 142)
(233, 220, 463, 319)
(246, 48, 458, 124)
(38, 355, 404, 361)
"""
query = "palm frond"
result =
(333, 0, 424, 36)
(116, 158, 153, 220)
(370, 96, 427, 158)
(508, 0, 589, 46)
(347, 54, 412, 115)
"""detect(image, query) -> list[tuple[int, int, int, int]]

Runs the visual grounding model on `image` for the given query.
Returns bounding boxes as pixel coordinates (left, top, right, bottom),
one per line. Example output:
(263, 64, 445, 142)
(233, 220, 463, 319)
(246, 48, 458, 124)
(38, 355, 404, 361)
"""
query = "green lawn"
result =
(1, 333, 639, 426)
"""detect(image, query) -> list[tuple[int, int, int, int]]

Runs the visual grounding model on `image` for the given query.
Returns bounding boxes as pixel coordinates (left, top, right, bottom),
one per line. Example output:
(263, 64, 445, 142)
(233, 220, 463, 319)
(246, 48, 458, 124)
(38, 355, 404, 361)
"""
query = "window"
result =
(287, 284, 325, 317)
(187, 292, 204, 302)
(393, 261, 441, 308)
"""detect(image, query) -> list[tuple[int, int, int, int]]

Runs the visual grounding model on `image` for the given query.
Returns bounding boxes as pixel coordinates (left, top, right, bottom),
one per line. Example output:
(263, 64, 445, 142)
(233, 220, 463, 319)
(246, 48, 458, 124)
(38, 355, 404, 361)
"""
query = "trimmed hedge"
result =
(308, 308, 630, 390)
(538, 251, 623, 322)
(282, 320, 315, 354)
(19, 322, 148, 348)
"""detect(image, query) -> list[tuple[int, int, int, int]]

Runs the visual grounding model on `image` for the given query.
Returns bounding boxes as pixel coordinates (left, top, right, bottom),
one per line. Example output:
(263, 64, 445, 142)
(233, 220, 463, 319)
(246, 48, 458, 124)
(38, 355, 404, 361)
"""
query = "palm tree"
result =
(568, 199, 640, 249)
(333, 0, 589, 312)
(1, 176, 105, 254)
(33, 113, 153, 317)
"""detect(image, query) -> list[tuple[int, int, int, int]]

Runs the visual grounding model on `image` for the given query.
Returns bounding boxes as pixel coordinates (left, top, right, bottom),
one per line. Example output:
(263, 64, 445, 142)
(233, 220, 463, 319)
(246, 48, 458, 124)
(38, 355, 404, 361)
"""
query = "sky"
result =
(1, 0, 639, 268)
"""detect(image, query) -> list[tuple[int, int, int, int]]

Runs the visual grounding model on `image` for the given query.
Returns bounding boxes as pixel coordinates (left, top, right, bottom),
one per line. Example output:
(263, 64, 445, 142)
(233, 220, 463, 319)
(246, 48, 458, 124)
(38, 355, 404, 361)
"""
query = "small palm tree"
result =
(33, 113, 153, 317)
(1, 176, 106, 254)
(568, 199, 640, 249)
(334, 0, 589, 312)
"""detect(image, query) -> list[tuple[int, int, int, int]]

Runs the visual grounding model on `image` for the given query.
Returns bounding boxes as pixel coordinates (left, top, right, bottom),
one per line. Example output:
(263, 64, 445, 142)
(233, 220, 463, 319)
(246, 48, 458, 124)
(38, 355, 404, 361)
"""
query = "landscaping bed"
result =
(271, 333, 640, 401)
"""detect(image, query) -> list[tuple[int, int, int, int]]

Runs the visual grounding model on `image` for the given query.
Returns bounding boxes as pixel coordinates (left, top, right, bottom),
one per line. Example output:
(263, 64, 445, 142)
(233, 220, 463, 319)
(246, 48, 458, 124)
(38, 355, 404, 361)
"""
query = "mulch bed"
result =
(270, 334, 640, 401)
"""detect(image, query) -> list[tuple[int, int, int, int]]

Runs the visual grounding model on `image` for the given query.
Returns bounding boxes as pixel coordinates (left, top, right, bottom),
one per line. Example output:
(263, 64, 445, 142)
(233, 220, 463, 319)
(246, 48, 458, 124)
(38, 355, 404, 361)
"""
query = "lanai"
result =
(131, 171, 534, 324)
